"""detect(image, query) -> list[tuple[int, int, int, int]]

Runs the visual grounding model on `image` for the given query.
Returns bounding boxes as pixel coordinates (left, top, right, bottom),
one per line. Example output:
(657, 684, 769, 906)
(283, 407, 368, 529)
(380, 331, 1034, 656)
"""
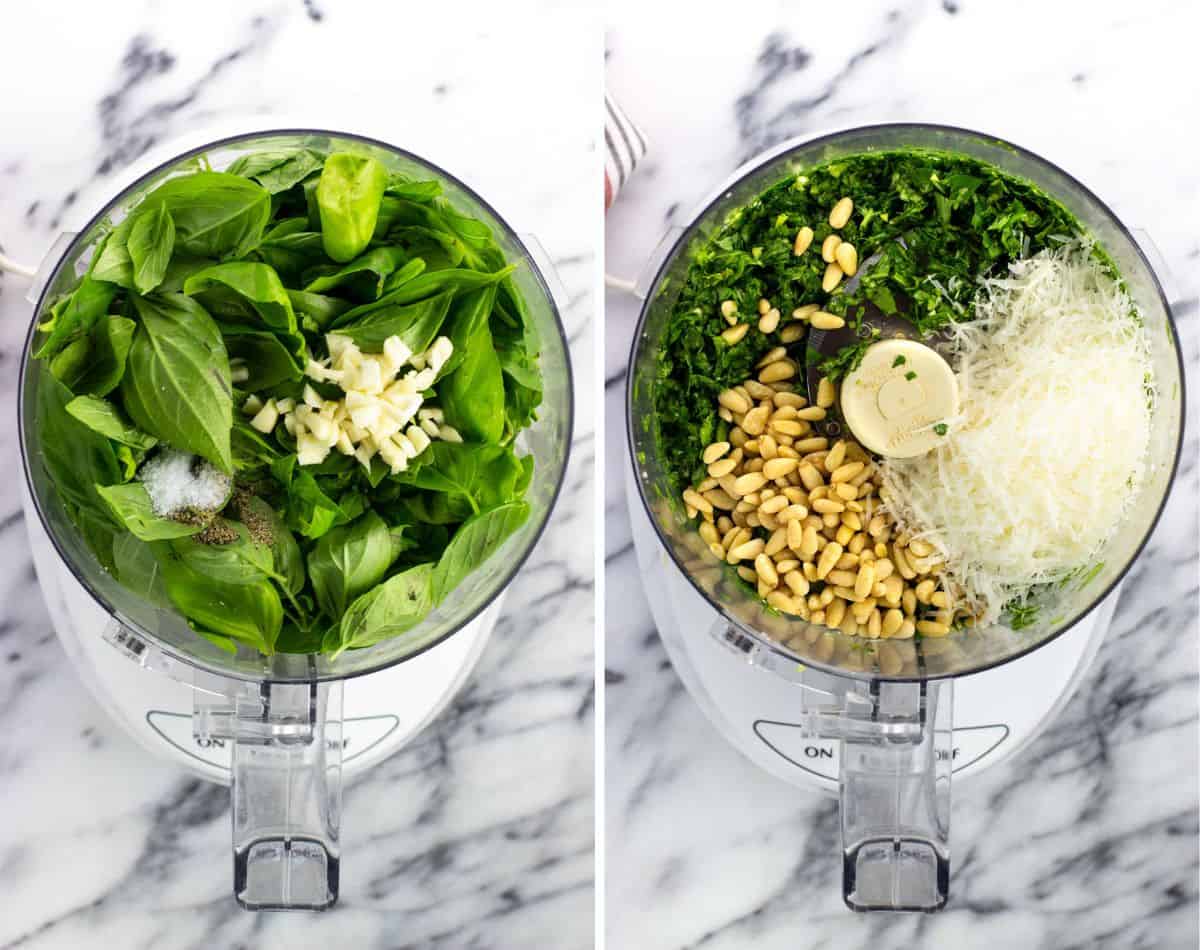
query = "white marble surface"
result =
(0, 3, 595, 948)
(605, 1, 1199, 947)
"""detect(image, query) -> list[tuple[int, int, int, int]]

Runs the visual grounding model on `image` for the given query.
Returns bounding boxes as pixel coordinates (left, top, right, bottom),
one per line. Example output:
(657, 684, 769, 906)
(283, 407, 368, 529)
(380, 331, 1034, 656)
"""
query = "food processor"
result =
(622, 124, 1183, 912)
(12, 128, 573, 910)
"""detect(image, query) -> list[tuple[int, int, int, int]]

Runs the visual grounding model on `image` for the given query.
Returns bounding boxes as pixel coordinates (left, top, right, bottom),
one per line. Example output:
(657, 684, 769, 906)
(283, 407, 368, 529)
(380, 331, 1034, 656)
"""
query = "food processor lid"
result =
(17, 123, 576, 685)
(625, 122, 1186, 683)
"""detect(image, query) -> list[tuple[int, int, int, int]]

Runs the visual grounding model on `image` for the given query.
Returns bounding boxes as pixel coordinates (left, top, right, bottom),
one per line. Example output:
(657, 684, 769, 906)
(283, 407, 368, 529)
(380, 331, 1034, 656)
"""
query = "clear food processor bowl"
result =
(19, 130, 573, 909)
(627, 124, 1183, 910)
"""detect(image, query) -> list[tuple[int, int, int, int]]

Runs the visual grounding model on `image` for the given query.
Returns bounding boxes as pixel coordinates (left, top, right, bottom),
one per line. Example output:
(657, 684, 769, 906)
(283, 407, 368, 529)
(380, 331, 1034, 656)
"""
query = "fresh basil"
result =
(149, 171, 271, 258)
(303, 246, 415, 297)
(307, 510, 397, 619)
(128, 201, 176, 294)
(121, 293, 233, 472)
(66, 394, 157, 450)
(441, 314, 505, 443)
(96, 482, 205, 541)
(330, 289, 454, 354)
(328, 563, 435, 656)
(317, 153, 388, 263)
(431, 501, 530, 604)
(34, 276, 118, 360)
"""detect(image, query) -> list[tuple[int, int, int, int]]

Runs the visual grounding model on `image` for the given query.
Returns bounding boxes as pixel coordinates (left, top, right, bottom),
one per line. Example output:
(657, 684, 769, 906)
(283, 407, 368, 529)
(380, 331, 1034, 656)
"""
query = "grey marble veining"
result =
(0, 3, 594, 947)
(605, 1, 1198, 947)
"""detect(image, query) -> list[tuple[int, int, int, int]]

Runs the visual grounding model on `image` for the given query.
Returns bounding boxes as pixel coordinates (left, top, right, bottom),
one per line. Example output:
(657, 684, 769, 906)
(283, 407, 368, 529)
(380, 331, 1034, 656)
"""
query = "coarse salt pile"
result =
(140, 449, 232, 517)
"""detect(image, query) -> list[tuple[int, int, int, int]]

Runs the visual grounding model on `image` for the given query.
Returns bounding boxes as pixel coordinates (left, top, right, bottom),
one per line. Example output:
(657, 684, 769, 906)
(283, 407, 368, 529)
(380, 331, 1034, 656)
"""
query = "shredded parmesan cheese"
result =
(880, 242, 1154, 624)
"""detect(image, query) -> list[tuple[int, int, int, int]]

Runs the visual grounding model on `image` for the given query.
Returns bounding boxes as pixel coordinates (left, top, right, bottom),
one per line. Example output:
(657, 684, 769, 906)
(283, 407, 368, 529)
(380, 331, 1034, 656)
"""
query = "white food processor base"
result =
(625, 470, 1113, 792)
(24, 493, 496, 785)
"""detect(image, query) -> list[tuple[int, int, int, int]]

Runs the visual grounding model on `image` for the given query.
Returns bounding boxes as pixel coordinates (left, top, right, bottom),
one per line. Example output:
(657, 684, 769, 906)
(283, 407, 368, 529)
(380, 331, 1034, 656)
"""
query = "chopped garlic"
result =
(250, 400, 279, 434)
(242, 394, 265, 416)
(439, 425, 463, 444)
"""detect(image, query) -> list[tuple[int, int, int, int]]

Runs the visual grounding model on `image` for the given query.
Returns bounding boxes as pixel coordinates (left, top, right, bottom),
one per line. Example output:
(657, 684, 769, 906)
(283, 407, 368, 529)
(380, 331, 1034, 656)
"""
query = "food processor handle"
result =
(831, 678, 954, 912)
(194, 677, 344, 910)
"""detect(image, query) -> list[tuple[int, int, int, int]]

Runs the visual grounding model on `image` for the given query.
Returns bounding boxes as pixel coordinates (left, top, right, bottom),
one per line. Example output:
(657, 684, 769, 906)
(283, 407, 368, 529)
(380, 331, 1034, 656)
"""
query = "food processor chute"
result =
(626, 124, 1184, 910)
(18, 130, 573, 909)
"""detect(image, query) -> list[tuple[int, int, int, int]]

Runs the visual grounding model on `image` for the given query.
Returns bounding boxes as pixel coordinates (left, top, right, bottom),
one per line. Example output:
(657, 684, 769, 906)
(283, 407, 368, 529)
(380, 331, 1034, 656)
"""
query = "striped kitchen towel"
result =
(605, 92, 647, 209)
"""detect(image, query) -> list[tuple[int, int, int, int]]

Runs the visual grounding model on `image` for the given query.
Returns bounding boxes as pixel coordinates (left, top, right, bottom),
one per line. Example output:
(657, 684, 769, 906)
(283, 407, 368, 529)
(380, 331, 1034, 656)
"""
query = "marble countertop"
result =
(0, 3, 594, 948)
(605, 1, 1199, 947)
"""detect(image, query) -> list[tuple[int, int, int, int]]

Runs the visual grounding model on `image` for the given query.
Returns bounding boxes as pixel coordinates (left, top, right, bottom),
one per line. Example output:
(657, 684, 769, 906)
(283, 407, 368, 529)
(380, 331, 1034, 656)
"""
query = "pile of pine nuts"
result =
(680, 343, 964, 641)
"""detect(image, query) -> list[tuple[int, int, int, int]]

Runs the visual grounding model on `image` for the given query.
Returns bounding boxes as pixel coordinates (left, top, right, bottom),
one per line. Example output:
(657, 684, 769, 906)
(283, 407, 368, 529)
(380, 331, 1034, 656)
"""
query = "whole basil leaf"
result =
(307, 510, 396, 620)
(431, 501, 530, 604)
(66, 395, 157, 450)
(148, 171, 271, 258)
(49, 336, 92, 387)
(332, 264, 515, 329)
(121, 294, 233, 472)
(223, 328, 303, 390)
(390, 442, 530, 517)
(385, 175, 442, 202)
(329, 290, 453, 354)
(440, 314, 504, 443)
(68, 316, 137, 397)
(273, 456, 347, 539)
(439, 285, 495, 379)
(182, 261, 297, 333)
(112, 534, 171, 608)
(128, 201, 176, 294)
(226, 148, 324, 194)
(34, 275, 118, 359)
(304, 246, 415, 298)
(96, 482, 205, 541)
(317, 152, 389, 262)
(158, 531, 283, 654)
(286, 289, 353, 330)
(328, 563, 434, 657)
(90, 218, 137, 289)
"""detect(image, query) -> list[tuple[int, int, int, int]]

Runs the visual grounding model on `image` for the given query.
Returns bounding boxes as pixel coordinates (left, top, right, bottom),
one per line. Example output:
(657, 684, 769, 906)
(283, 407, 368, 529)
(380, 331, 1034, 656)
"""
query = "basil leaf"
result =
(183, 261, 297, 334)
(148, 172, 271, 258)
(91, 219, 137, 289)
(34, 276, 118, 360)
(286, 289, 353, 330)
(331, 265, 515, 329)
(70, 316, 137, 397)
(128, 201, 176, 294)
(112, 534, 171, 608)
(329, 289, 454, 354)
(121, 294, 233, 472)
(158, 531, 283, 654)
(96, 482, 204, 541)
(66, 395, 157, 450)
(307, 511, 396, 620)
(223, 328, 304, 390)
(317, 152, 389, 262)
(441, 314, 505, 443)
(439, 285, 495, 379)
(329, 563, 434, 656)
(303, 246, 415, 298)
(273, 456, 348, 539)
(226, 148, 324, 194)
(431, 501, 529, 603)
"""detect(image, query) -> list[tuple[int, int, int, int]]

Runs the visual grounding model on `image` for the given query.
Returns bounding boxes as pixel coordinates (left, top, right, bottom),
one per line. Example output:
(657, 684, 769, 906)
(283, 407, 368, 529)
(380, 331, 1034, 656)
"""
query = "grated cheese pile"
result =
(879, 242, 1154, 625)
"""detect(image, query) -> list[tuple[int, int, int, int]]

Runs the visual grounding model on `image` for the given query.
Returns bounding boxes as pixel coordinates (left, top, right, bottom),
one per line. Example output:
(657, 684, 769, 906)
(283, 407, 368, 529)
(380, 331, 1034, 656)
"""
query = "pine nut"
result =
(822, 262, 844, 292)
(755, 553, 779, 588)
(812, 498, 845, 514)
(794, 437, 830, 453)
(793, 406, 824, 422)
(721, 323, 749, 344)
(893, 545, 916, 580)
(783, 519, 804, 554)
(793, 303, 819, 321)
(851, 599, 876, 624)
(817, 376, 836, 409)
(882, 608, 904, 638)
(902, 587, 917, 615)
(697, 477, 718, 492)
(848, 532, 867, 555)
(762, 457, 799, 480)
(756, 346, 787, 368)
(760, 496, 789, 517)
(854, 562, 876, 600)
(758, 361, 795, 384)
(729, 538, 765, 562)
(682, 488, 712, 515)
(915, 579, 936, 604)
(793, 226, 814, 255)
(744, 380, 774, 399)
(801, 525, 820, 559)
(840, 612, 859, 637)
(741, 404, 770, 436)
(874, 558, 894, 581)
(784, 570, 810, 597)
(827, 569, 856, 588)
(698, 521, 720, 546)
(704, 489, 736, 510)
(718, 389, 751, 414)
(759, 308, 781, 334)
(931, 591, 949, 609)
(778, 504, 808, 524)
(703, 441, 730, 464)
(883, 576, 904, 607)
(821, 233, 842, 263)
(834, 482, 857, 501)
(835, 524, 853, 546)
(829, 196, 854, 229)
(830, 461, 864, 484)
(733, 472, 767, 496)
(780, 322, 806, 343)
(708, 541, 726, 559)
(897, 618, 916, 639)
(810, 311, 845, 331)
(816, 542, 843, 579)
(720, 300, 738, 321)
(909, 539, 934, 558)
(775, 558, 800, 574)
(718, 406, 733, 423)
(757, 298, 771, 315)
(917, 620, 951, 638)
(810, 610, 826, 627)
(766, 590, 796, 613)
(867, 609, 883, 640)
(818, 588, 836, 607)
(835, 241, 858, 276)
(707, 458, 737, 479)
(826, 598, 846, 629)
(771, 420, 806, 437)
(737, 565, 757, 584)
